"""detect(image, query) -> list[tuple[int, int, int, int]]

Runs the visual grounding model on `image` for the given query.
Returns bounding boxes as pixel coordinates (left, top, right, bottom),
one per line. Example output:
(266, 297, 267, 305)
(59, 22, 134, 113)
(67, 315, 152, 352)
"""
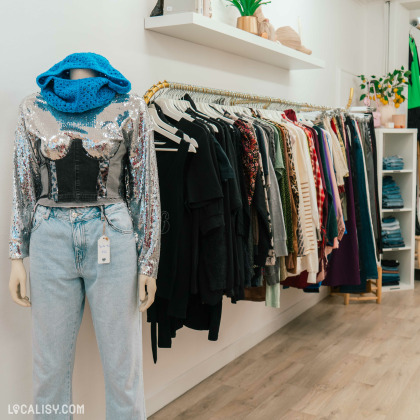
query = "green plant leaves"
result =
(357, 66, 410, 106)
(225, 0, 271, 16)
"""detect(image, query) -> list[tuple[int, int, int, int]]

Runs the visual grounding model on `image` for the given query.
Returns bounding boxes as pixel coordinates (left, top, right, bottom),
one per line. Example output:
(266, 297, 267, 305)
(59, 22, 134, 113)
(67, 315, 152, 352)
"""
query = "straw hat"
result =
(275, 26, 312, 55)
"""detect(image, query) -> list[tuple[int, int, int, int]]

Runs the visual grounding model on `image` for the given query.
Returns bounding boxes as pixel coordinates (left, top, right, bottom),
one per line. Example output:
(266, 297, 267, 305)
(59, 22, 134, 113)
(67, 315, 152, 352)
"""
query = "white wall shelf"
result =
(144, 13, 326, 70)
(376, 128, 417, 292)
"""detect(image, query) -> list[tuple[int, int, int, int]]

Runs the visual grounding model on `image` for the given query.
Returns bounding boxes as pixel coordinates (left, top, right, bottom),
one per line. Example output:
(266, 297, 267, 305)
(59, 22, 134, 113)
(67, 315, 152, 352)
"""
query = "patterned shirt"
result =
(234, 119, 260, 206)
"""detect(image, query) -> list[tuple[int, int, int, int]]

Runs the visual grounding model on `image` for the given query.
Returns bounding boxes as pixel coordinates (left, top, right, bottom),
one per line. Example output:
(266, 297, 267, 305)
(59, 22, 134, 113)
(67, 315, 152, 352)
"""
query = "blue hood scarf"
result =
(36, 52, 131, 113)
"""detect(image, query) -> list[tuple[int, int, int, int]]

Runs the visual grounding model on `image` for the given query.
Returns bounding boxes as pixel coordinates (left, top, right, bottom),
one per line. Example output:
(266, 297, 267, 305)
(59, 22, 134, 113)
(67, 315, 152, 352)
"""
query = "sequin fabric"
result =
(97, 160, 110, 198)
(49, 160, 58, 202)
(9, 92, 161, 279)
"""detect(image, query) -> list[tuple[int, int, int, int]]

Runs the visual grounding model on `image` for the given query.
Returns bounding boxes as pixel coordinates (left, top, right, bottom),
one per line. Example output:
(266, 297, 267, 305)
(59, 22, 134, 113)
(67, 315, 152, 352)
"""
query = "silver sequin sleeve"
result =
(9, 102, 41, 259)
(124, 98, 161, 279)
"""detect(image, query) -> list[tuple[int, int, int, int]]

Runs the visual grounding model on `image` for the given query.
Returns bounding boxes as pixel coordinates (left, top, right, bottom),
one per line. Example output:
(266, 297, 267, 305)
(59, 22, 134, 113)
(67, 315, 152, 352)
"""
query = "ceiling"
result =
(397, 0, 420, 10)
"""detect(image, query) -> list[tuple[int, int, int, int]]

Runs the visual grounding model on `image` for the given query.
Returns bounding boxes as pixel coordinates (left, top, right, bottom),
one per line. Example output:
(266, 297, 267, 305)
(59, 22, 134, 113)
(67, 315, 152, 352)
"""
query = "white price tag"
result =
(98, 235, 110, 264)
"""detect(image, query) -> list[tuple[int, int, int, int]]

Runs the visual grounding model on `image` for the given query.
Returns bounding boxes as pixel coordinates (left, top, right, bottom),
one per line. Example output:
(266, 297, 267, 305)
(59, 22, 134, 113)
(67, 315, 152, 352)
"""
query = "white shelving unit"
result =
(376, 128, 417, 292)
(144, 13, 326, 70)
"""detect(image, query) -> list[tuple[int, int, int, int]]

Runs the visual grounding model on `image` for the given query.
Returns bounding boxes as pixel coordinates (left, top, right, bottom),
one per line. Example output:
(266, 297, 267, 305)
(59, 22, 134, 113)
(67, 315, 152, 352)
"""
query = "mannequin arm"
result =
(9, 259, 31, 307)
(138, 274, 157, 312)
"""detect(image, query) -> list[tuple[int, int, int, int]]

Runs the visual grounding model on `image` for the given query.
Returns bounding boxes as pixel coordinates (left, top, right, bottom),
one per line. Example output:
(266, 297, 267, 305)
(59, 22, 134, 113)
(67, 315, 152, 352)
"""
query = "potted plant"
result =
(225, 0, 271, 35)
(358, 67, 411, 126)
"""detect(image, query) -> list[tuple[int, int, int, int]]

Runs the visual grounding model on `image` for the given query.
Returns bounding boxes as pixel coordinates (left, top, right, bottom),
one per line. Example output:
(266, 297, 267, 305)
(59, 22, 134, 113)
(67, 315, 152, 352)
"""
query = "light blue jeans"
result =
(29, 202, 146, 419)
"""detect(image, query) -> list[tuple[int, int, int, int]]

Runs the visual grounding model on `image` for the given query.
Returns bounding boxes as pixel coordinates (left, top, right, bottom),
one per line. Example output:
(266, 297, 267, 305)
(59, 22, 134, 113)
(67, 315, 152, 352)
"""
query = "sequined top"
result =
(9, 91, 161, 279)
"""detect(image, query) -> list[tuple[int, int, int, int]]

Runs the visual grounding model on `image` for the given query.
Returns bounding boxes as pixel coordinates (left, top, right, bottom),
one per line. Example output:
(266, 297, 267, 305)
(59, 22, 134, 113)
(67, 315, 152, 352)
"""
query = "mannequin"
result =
(8, 53, 160, 419)
(8, 67, 157, 312)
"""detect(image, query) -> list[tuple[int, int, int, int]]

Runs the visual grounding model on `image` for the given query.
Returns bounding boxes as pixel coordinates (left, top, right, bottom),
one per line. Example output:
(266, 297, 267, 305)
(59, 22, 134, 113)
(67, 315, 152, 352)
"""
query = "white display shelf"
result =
(382, 283, 413, 292)
(144, 13, 326, 70)
(383, 247, 411, 252)
(375, 128, 417, 134)
(382, 169, 412, 174)
(382, 208, 412, 212)
(376, 128, 417, 292)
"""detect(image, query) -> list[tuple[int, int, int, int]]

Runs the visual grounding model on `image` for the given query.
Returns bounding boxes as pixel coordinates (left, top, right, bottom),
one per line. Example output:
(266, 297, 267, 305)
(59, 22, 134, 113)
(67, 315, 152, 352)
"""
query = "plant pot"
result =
(237, 16, 258, 35)
(379, 104, 395, 127)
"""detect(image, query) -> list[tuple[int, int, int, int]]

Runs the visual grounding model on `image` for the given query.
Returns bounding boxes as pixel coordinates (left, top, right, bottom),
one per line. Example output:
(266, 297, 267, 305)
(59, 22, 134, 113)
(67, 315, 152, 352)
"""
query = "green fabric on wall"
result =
(408, 36, 420, 109)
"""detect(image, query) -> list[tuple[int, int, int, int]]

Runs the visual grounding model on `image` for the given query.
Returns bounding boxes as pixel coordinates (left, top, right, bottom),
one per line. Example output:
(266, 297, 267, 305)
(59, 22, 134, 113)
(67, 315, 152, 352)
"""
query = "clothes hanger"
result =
(150, 103, 199, 149)
(155, 97, 195, 123)
(208, 103, 235, 123)
(155, 143, 197, 153)
(154, 134, 197, 153)
(149, 101, 197, 153)
(149, 111, 184, 144)
(153, 101, 199, 149)
(179, 92, 220, 133)
(149, 104, 180, 135)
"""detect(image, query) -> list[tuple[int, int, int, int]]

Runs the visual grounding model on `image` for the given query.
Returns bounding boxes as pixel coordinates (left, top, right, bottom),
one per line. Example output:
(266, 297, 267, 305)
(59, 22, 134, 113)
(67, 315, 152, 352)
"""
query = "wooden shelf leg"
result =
(377, 266, 382, 304)
(344, 293, 350, 305)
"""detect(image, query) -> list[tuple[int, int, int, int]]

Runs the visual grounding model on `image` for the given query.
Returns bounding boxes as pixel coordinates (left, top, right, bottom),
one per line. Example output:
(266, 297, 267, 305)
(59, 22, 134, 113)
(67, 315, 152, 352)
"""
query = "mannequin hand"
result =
(9, 259, 31, 307)
(138, 274, 157, 312)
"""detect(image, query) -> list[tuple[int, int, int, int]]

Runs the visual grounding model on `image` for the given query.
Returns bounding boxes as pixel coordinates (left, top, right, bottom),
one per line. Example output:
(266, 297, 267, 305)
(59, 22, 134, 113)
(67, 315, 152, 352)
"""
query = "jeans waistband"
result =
(34, 201, 129, 222)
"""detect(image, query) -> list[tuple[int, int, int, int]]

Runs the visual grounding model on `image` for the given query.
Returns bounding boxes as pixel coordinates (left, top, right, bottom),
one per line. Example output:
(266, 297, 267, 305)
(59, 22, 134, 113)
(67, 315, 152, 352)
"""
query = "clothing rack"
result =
(145, 80, 381, 305)
(144, 80, 345, 111)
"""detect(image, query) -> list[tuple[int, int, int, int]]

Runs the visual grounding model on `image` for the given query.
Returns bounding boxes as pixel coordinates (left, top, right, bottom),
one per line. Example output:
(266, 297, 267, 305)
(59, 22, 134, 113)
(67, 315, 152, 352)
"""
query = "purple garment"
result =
(323, 129, 360, 286)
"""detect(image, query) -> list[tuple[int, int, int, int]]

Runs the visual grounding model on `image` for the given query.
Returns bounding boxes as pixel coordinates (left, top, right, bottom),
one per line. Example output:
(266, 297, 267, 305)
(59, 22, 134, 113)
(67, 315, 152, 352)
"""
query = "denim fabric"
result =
(382, 216, 405, 248)
(54, 139, 100, 202)
(383, 155, 404, 170)
(382, 176, 404, 209)
(382, 273, 400, 279)
(29, 202, 146, 420)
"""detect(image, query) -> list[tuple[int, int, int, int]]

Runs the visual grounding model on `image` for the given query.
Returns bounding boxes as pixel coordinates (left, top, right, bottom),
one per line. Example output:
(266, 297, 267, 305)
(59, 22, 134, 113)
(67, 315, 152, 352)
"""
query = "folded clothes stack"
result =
(383, 155, 404, 170)
(382, 176, 404, 209)
(382, 216, 405, 248)
(381, 259, 400, 286)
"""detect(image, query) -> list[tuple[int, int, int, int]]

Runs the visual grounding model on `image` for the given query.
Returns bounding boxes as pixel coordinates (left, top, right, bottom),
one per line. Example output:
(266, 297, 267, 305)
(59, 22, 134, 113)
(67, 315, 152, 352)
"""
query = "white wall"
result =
(365, 1, 388, 77)
(364, 0, 410, 116)
(409, 7, 420, 21)
(0, 0, 383, 418)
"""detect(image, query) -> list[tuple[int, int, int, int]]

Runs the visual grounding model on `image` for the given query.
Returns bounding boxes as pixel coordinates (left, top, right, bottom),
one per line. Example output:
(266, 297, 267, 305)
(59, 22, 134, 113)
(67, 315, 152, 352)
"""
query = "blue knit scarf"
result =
(36, 52, 131, 113)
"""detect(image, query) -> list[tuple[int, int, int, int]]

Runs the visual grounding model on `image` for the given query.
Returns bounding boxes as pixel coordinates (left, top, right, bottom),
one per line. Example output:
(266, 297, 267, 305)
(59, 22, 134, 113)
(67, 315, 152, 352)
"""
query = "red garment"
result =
(280, 270, 315, 289)
(330, 118, 338, 135)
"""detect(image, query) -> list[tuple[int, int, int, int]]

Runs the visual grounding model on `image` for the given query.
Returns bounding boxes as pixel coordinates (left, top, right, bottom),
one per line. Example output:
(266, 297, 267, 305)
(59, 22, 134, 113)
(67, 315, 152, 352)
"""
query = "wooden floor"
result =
(150, 282, 420, 420)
